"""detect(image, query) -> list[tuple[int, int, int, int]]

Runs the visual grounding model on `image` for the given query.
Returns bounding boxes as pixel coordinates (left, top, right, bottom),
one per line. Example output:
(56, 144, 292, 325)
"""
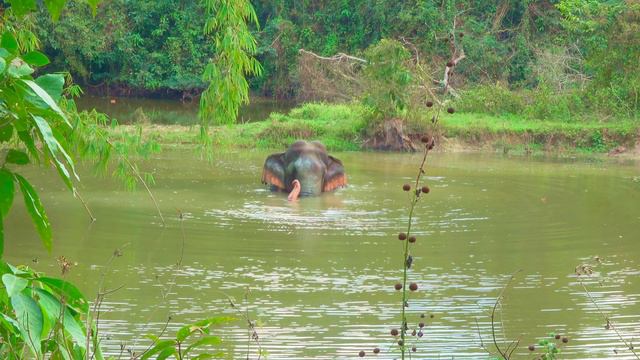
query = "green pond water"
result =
(76, 95, 296, 125)
(4, 149, 640, 359)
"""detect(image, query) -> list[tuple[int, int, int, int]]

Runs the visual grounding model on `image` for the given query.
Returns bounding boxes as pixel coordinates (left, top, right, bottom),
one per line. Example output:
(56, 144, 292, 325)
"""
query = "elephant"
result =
(261, 140, 347, 200)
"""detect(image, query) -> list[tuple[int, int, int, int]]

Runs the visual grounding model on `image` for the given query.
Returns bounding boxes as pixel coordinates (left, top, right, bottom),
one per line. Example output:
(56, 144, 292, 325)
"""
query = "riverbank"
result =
(107, 102, 640, 156)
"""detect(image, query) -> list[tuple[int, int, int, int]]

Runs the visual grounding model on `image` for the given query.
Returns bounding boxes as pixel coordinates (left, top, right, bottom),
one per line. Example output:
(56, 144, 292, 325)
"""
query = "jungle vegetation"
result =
(27, 0, 640, 121)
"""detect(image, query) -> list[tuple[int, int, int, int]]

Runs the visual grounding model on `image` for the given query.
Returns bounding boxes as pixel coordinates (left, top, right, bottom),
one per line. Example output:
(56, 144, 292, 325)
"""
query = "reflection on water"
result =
(4, 151, 640, 359)
(76, 95, 296, 125)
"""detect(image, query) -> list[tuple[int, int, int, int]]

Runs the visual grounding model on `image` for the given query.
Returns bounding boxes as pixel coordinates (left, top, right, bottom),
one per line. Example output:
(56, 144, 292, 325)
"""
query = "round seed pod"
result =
(408, 236, 416, 243)
(398, 340, 404, 346)
(528, 345, 535, 351)
(421, 135, 430, 143)
(419, 322, 425, 328)
(459, 32, 464, 38)
(417, 331, 423, 337)
(412, 346, 417, 352)
(409, 283, 418, 291)
(411, 329, 416, 336)
(373, 348, 380, 354)
(420, 314, 425, 318)
(421, 186, 430, 194)
(398, 232, 407, 240)
(562, 337, 569, 343)
(430, 314, 434, 318)
(555, 334, 561, 340)
(426, 100, 434, 108)
(403, 184, 411, 191)
(447, 107, 455, 114)
(394, 283, 402, 291)
(359, 350, 365, 357)
(391, 328, 399, 336)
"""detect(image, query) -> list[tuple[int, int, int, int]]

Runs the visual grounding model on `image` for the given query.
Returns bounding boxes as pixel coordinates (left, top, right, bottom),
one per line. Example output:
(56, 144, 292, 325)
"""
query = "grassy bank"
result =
(109, 103, 640, 155)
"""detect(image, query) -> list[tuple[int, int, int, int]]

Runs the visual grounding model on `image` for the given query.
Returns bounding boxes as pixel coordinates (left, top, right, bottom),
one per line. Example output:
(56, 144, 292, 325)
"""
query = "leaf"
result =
(22, 80, 69, 125)
(8, 62, 34, 78)
(22, 51, 50, 67)
(34, 288, 87, 350)
(176, 317, 233, 342)
(0, 57, 6, 73)
(184, 336, 222, 356)
(0, 124, 13, 142)
(18, 130, 39, 159)
(2, 274, 28, 297)
(87, 0, 101, 16)
(1, 32, 18, 54)
(8, 0, 37, 17)
(6, 149, 30, 165)
(35, 74, 65, 102)
(11, 291, 44, 357)
(15, 174, 52, 252)
(156, 346, 177, 360)
(0, 169, 14, 217)
(0, 213, 3, 259)
(44, 0, 67, 21)
(36, 277, 89, 313)
(140, 340, 175, 360)
(32, 115, 78, 191)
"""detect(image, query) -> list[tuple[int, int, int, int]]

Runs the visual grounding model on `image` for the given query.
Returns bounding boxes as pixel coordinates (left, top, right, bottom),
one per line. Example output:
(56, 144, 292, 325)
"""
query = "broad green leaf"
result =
(11, 291, 44, 357)
(140, 339, 175, 360)
(2, 274, 28, 297)
(0, 213, 3, 258)
(8, 0, 37, 17)
(6, 149, 30, 165)
(0, 48, 10, 58)
(184, 336, 222, 356)
(36, 277, 89, 313)
(23, 51, 50, 67)
(44, 0, 67, 21)
(22, 80, 69, 125)
(15, 174, 52, 252)
(32, 115, 78, 191)
(156, 346, 177, 360)
(0, 169, 14, 217)
(0, 124, 13, 142)
(0, 57, 6, 73)
(8, 62, 34, 78)
(35, 74, 65, 102)
(34, 288, 86, 350)
(1, 32, 18, 54)
(0, 312, 21, 332)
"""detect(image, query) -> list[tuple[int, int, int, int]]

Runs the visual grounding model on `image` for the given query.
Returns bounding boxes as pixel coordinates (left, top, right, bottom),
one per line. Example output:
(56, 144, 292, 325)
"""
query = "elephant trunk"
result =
(288, 179, 301, 201)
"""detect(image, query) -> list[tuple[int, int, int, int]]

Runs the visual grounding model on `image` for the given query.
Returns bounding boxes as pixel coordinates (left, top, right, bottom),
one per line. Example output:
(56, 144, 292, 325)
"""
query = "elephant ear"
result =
(262, 153, 287, 190)
(323, 155, 347, 192)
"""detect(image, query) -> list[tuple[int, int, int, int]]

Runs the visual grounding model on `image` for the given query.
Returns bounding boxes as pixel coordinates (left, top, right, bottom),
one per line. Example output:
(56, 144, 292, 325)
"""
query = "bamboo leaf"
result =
(22, 80, 69, 125)
(32, 115, 78, 191)
(15, 173, 52, 252)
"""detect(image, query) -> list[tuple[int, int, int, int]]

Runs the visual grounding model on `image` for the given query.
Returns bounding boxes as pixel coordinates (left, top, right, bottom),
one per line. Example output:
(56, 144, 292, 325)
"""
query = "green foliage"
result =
(141, 317, 233, 359)
(0, 262, 92, 359)
(361, 39, 412, 122)
(199, 0, 263, 127)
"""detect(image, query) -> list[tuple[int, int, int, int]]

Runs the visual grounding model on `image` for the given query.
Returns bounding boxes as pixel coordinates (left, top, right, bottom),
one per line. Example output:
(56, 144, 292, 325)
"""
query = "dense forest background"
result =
(33, 0, 639, 117)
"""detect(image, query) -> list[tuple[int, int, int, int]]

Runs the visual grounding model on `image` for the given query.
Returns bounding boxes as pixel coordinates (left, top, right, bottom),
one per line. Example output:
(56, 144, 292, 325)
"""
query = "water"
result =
(76, 95, 297, 125)
(4, 150, 640, 359)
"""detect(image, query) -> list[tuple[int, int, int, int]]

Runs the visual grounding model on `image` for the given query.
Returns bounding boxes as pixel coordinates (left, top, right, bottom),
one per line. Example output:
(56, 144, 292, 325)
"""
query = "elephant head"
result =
(261, 140, 347, 200)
